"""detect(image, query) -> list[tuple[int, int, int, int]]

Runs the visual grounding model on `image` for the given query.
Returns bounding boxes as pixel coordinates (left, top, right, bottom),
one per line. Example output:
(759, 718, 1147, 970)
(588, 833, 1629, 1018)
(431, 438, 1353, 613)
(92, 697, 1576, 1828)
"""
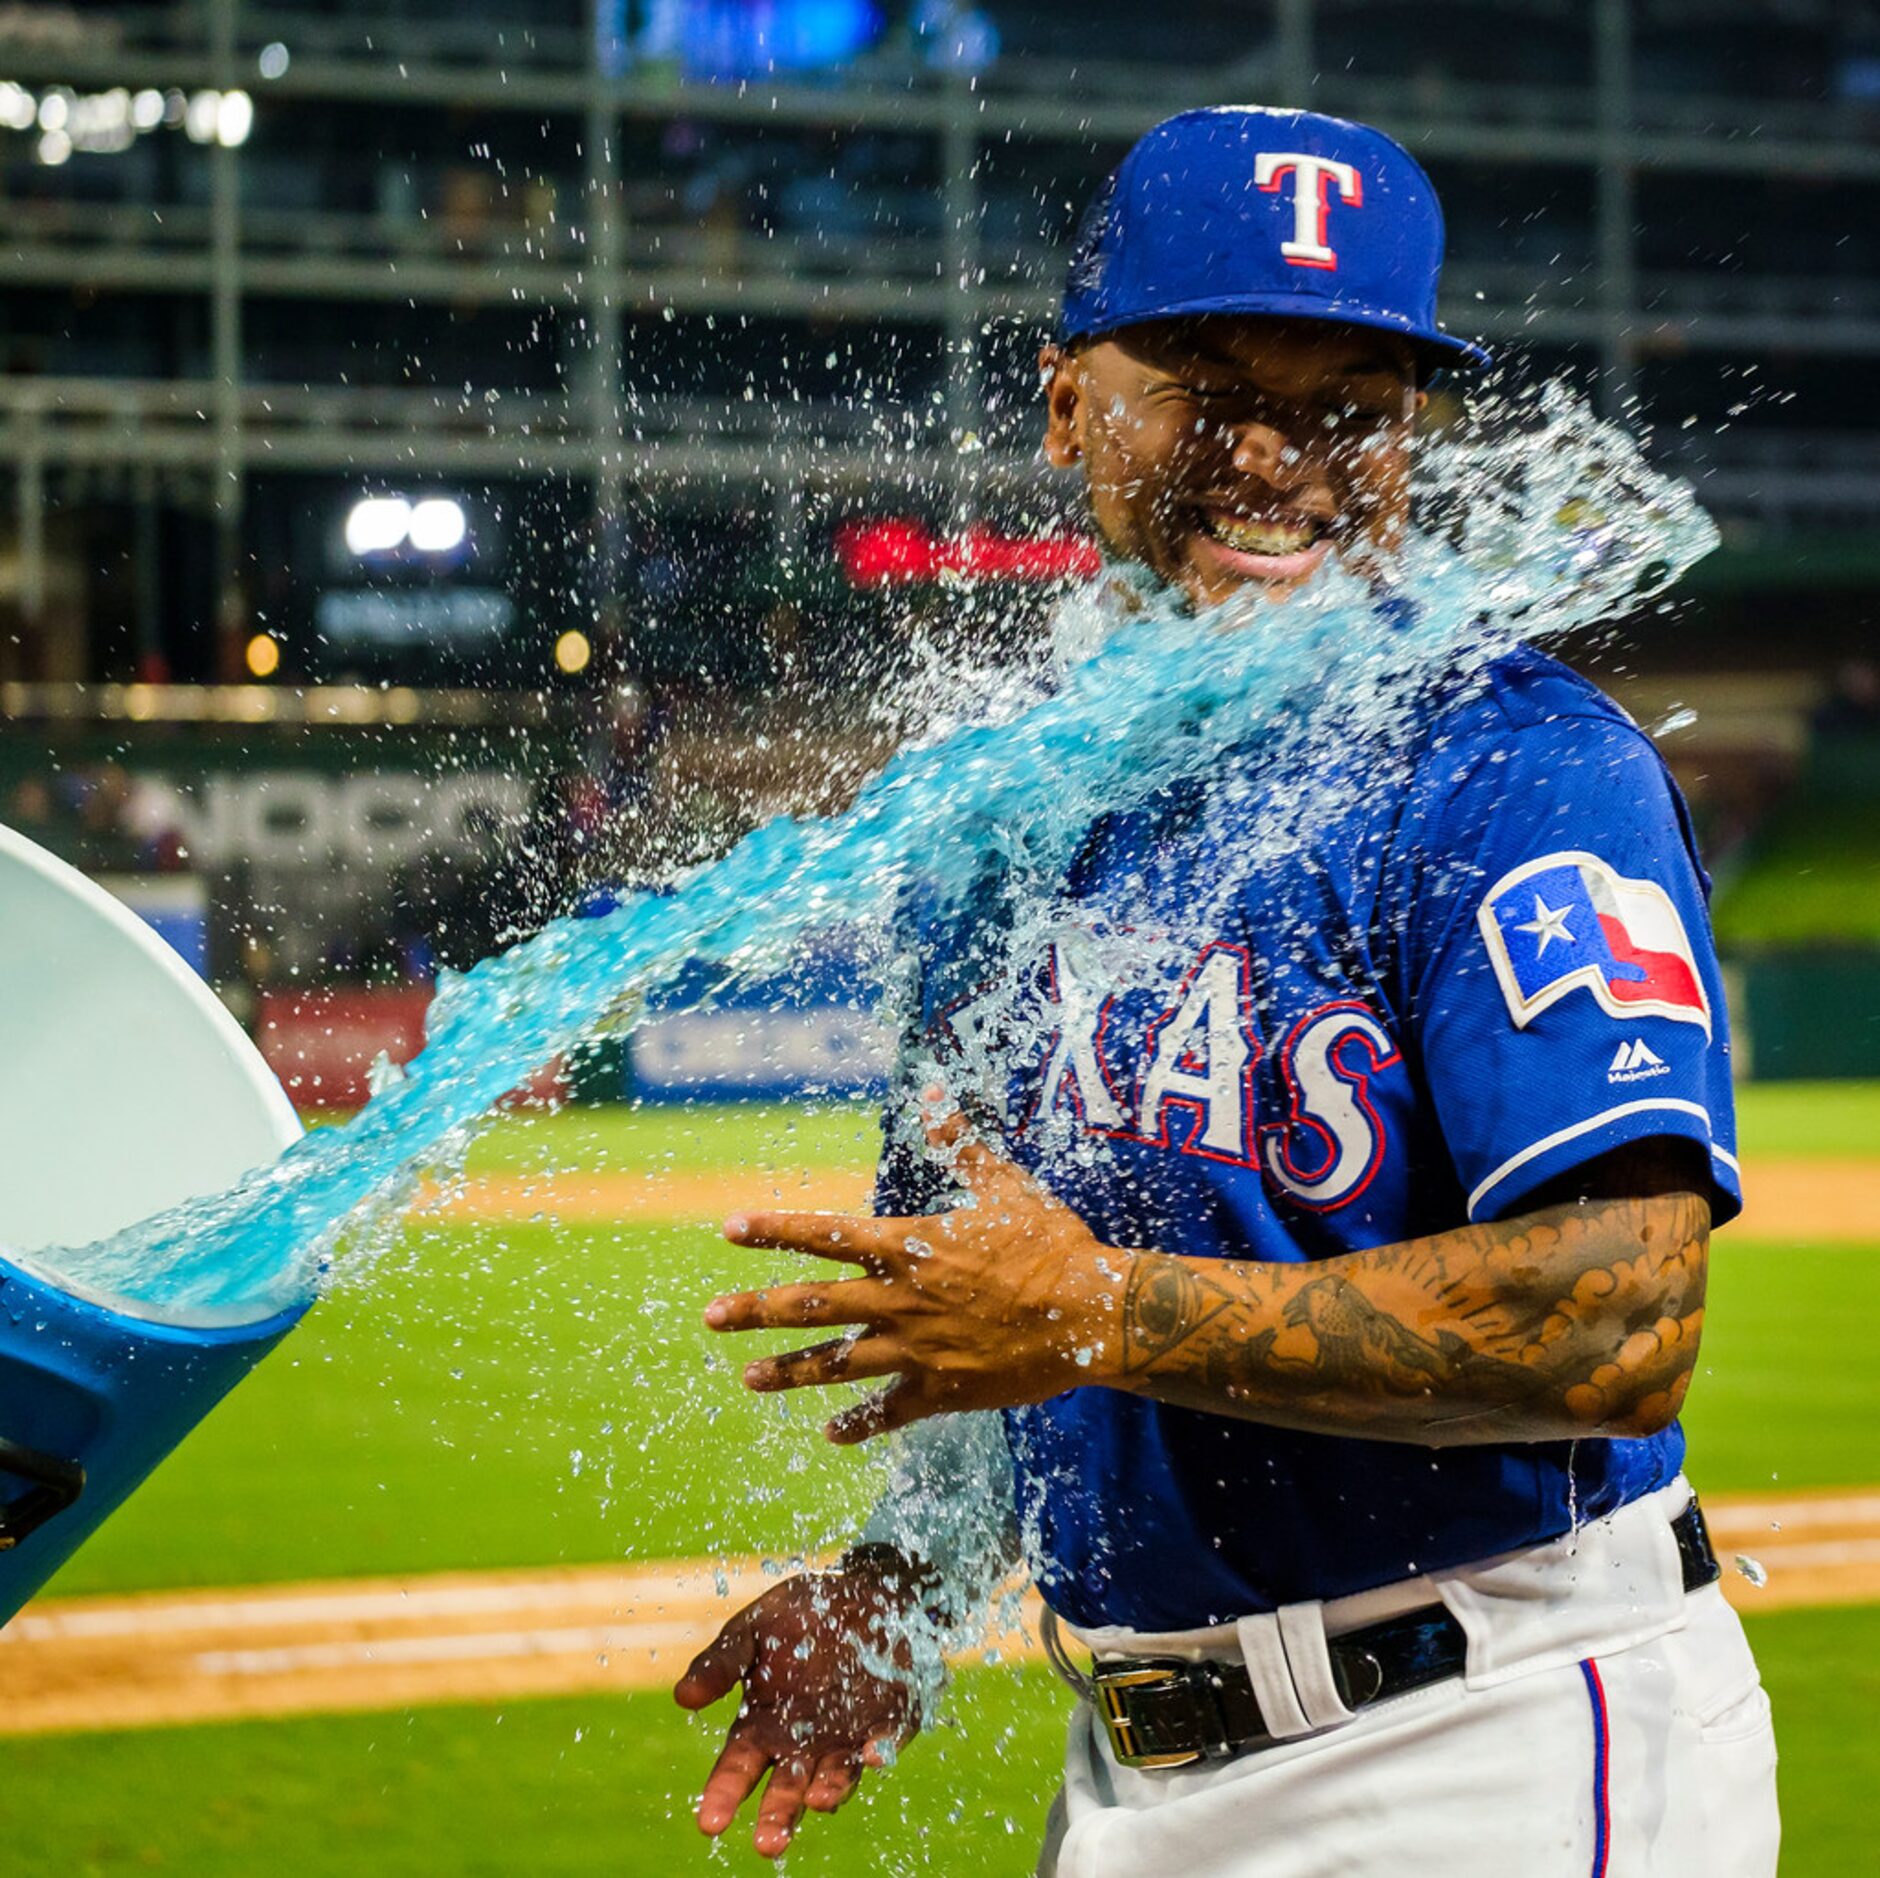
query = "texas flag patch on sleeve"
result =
(1477, 850, 1711, 1036)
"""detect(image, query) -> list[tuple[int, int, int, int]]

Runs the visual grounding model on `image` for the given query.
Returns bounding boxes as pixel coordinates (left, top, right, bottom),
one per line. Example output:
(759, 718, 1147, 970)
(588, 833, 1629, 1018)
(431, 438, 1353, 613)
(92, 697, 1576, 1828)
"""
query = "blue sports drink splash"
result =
(35, 392, 1716, 1334)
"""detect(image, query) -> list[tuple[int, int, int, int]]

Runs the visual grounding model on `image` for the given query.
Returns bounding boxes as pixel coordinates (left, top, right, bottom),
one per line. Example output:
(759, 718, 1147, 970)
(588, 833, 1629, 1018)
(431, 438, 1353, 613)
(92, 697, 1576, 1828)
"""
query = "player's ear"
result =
(1039, 344, 1083, 467)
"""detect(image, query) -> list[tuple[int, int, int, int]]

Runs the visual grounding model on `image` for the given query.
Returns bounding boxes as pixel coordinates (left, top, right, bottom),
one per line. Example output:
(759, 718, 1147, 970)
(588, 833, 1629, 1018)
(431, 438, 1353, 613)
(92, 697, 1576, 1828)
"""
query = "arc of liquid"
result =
(53, 398, 1719, 1316)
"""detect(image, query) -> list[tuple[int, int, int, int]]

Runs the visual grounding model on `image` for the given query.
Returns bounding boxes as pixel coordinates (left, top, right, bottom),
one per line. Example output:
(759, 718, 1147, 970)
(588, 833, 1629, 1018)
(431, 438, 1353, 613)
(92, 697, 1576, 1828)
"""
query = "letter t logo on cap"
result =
(1253, 151, 1364, 271)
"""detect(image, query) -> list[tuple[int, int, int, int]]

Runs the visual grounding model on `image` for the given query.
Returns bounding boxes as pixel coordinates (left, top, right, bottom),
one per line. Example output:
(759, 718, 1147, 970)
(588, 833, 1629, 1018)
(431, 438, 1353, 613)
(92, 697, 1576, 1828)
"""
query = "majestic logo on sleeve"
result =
(1253, 151, 1363, 270)
(1608, 1038, 1670, 1084)
(1478, 851, 1711, 1036)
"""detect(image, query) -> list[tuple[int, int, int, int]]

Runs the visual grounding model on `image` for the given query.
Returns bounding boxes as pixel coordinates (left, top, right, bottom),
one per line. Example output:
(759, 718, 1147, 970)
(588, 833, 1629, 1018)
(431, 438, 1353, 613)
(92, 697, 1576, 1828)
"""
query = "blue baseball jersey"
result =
(876, 645, 1739, 1634)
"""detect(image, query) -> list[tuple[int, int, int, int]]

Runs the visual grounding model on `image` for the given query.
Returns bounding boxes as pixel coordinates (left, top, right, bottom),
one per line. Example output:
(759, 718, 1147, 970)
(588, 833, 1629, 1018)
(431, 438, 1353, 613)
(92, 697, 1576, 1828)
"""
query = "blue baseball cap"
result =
(1061, 106, 1490, 376)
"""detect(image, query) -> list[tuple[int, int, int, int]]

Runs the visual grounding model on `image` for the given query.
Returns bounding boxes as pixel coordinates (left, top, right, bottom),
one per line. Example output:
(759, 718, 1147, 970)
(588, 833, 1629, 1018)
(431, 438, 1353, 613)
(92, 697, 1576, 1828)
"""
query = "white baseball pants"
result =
(1037, 1481, 1778, 1878)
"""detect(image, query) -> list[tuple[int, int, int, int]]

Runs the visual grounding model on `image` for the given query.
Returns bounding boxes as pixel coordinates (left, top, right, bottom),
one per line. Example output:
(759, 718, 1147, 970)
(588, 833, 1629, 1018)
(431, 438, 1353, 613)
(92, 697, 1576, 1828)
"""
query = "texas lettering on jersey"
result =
(944, 931, 1402, 1215)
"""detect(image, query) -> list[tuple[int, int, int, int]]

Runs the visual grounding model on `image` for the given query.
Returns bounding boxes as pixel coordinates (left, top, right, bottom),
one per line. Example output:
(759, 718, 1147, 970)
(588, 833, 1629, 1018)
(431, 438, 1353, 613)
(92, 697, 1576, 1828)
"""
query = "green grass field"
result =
(10, 1085, 1879, 1875)
(1714, 803, 1880, 947)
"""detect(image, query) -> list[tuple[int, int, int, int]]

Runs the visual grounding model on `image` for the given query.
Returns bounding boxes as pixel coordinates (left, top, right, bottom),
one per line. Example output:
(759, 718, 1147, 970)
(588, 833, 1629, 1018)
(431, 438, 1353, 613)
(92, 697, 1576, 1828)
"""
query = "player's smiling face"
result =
(1040, 316, 1423, 610)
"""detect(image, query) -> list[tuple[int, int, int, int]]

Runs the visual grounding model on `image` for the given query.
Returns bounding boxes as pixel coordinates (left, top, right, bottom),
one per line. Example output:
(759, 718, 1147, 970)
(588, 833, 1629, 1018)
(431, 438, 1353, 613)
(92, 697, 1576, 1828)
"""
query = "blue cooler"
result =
(0, 825, 307, 1626)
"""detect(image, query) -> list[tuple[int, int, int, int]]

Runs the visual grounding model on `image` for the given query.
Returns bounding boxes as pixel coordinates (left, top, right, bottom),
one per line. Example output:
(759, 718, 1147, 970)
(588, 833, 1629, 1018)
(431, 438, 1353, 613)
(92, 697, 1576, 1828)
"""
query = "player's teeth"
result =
(1206, 516, 1321, 554)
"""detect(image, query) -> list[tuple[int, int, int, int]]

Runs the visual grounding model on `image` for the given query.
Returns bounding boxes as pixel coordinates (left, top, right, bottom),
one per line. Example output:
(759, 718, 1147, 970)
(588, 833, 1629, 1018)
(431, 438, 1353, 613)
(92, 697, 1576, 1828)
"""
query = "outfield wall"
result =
(1734, 954, 1880, 1081)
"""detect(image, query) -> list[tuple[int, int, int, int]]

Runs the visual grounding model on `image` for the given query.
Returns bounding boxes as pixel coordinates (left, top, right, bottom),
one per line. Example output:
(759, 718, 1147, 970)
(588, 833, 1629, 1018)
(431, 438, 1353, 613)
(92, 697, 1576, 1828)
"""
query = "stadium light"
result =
(407, 497, 467, 555)
(0, 77, 239, 161)
(344, 493, 471, 559)
(216, 89, 254, 148)
(345, 497, 413, 558)
(184, 89, 220, 144)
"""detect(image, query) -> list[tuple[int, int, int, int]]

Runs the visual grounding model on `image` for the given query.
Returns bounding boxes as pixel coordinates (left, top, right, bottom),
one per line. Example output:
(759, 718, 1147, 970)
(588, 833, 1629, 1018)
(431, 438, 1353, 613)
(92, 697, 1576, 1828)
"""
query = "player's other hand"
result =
(708, 1104, 1130, 1442)
(674, 1547, 928, 1859)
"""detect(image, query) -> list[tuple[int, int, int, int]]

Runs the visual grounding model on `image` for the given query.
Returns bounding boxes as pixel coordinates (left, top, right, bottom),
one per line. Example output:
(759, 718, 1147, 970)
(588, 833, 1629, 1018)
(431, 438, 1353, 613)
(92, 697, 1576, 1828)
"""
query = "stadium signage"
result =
(626, 940, 890, 1102)
(136, 770, 529, 868)
(631, 1006, 890, 1099)
(833, 518, 1102, 588)
(315, 587, 514, 649)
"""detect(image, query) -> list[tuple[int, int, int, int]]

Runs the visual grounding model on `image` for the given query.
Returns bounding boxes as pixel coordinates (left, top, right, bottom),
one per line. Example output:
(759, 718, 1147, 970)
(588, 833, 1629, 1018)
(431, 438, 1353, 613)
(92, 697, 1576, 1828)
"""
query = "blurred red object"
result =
(258, 986, 564, 1114)
(834, 518, 1101, 587)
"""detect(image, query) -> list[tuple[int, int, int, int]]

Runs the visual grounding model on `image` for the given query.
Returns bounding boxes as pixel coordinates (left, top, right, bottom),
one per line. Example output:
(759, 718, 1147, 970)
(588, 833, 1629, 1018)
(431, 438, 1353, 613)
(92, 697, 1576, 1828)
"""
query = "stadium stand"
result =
(1, 1, 1876, 1077)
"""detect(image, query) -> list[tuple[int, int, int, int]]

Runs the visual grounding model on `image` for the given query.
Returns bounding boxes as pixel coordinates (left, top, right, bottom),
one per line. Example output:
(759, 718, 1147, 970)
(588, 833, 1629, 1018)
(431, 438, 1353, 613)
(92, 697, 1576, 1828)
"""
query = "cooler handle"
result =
(0, 1434, 85, 1550)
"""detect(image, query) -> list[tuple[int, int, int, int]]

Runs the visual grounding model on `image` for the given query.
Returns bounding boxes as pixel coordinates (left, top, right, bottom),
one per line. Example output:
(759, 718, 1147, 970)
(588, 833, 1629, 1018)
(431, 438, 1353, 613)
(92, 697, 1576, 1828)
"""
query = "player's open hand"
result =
(707, 1107, 1129, 1442)
(674, 1552, 927, 1858)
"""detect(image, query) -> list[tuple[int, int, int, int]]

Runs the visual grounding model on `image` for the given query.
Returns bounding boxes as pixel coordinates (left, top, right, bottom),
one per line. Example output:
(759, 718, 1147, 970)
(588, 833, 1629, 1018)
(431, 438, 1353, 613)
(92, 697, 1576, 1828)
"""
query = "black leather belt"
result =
(1089, 1500, 1720, 1770)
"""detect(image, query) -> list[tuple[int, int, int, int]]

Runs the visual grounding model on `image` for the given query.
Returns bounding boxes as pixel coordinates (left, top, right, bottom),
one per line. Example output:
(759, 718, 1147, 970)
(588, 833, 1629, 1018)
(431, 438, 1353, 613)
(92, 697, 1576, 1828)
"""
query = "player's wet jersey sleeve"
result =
(871, 993, 950, 1217)
(1395, 709, 1741, 1224)
(870, 900, 957, 1219)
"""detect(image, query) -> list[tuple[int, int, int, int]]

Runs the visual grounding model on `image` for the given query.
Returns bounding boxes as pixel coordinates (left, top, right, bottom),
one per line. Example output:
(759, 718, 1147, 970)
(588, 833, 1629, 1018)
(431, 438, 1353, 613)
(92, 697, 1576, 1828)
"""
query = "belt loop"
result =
(1233, 1611, 1314, 1739)
(1277, 1601, 1356, 1732)
(1039, 1607, 1097, 1701)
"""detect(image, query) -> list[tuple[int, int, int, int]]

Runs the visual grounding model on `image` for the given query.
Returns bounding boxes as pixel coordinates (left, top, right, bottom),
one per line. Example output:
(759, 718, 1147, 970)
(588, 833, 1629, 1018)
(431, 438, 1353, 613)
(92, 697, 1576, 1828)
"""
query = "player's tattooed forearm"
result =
(1115, 1190, 1710, 1447)
(1119, 1257, 1238, 1369)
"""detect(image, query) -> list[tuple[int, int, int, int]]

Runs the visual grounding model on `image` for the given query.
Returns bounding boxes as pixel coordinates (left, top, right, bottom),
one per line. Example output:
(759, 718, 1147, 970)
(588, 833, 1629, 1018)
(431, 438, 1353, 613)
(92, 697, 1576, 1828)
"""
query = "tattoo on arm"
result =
(1118, 1259, 1236, 1372)
(1115, 1179, 1710, 1447)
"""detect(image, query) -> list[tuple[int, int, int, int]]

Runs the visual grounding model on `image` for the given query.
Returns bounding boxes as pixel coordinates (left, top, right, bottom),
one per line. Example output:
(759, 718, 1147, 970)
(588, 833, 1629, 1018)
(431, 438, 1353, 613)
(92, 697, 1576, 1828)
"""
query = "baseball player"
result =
(675, 108, 1779, 1875)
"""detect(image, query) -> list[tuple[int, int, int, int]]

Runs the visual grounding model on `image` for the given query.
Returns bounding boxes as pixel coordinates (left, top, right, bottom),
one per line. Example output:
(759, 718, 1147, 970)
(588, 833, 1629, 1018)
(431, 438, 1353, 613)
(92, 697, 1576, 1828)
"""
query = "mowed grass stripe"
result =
(0, 1612, 1871, 1878)
(1730, 1079, 1880, 1161)
(421, 1156, 1879, 1241)
(445, 1084, 1880, 1174)
(40, 1210, 1880, 1597)
(6, 1095, 1876, 1875)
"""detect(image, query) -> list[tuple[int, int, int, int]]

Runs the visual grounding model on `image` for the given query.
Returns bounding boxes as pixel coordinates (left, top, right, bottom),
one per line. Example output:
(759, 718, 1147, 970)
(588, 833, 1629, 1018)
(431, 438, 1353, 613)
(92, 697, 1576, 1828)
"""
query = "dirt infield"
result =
(427, 1158, 1880, 1242)
(2, 1487, 1875, 1738)
(417, 1165, 874, 1227)
(0, 1556, 790, 1736)
(1730, 1159, 1880, 1243)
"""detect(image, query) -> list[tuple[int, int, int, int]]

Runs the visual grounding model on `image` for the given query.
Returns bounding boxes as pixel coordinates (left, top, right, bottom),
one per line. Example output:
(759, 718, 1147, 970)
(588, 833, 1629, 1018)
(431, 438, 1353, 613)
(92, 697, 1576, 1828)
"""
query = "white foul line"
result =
(192, 1621, 709, 1679)
(1704, 1495, 1880, 1534)
(2, 1569, 769, 1644)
